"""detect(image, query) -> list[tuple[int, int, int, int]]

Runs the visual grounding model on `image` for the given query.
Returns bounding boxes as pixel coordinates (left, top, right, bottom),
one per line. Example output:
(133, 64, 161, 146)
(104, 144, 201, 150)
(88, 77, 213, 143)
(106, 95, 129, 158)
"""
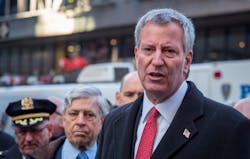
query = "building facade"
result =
(1, 0, 250, 84)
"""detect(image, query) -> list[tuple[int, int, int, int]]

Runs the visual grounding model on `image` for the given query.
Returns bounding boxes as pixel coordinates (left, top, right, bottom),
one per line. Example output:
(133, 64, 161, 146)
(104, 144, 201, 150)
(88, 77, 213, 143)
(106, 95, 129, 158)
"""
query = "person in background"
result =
(234, 97, 250, 119)
(0, 113, 8, 131)
(47, 86, 110, 159)
(0, 130, 16, 159)
(95, 8, 250, 159)
(115, 71, 144, 107)
(48, 96, 65, 141)
(59, 43, 88, 72)
(5, 97, 56, 159)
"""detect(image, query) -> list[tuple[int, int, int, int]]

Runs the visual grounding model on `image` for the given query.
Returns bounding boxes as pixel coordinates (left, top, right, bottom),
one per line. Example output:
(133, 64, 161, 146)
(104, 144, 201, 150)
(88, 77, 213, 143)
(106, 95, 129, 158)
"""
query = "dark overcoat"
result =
(95, 81, 250, 159)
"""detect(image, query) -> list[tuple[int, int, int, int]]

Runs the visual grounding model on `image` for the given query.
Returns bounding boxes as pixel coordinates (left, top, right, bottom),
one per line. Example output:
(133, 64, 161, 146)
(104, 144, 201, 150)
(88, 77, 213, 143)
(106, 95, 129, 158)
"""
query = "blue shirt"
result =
(62, 139, 97, 159)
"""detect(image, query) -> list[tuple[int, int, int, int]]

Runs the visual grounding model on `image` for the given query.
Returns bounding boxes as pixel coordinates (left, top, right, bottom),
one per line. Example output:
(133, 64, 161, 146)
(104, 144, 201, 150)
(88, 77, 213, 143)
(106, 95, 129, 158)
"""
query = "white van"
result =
(188, 59, 250, 105)
(77, 62, 135, 83)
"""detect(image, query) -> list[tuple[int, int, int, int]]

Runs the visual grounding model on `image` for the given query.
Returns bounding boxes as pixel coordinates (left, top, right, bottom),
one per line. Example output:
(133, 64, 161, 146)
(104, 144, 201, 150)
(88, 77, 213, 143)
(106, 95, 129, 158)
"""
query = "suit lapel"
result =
(114, 95, 143, 159)
(152, 82, 204, 159)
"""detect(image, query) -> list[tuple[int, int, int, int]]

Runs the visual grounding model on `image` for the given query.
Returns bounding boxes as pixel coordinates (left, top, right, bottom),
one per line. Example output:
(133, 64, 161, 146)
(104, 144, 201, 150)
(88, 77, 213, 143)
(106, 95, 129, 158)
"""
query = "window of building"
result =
(0, 48, 10, 75)
(10, 0, 18, 14)
(20, 48, 32, 75)
(41, 44, 55, 75)
(207, 28, 226, 61)
(9, 47, 20, 74)
(193, 30, 207, 63)
(118, 35, 134, 59)
(227, 26, 249, 61)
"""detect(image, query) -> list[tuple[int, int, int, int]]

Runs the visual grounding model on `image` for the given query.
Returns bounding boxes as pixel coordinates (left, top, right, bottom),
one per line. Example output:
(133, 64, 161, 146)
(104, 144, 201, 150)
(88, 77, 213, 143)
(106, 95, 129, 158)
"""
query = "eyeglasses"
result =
(15, 124, 48, 137)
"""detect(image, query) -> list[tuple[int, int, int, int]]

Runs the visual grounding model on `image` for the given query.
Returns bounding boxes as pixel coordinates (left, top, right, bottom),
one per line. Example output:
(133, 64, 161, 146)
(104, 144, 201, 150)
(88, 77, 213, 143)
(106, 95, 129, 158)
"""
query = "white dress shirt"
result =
(134, 81, 188, 158)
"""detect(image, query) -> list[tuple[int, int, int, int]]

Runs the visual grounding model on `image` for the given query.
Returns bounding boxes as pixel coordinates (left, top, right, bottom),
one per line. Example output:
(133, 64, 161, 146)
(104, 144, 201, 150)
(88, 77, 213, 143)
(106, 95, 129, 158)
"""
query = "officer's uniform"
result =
(3, 97, 56, 159)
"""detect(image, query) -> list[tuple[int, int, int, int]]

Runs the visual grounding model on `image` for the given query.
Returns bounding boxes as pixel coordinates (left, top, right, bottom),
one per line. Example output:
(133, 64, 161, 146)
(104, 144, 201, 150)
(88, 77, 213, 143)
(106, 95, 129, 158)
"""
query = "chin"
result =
(147, 84, 166, 92)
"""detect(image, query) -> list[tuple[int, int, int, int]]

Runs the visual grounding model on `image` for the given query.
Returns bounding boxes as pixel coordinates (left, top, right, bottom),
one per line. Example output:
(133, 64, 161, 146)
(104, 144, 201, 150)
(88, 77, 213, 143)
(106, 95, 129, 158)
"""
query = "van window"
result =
(114, 68, 130, 81)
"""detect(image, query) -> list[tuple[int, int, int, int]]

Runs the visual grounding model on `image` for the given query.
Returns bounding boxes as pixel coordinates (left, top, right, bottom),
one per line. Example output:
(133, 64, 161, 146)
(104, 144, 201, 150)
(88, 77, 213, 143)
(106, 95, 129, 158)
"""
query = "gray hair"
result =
(134, 8, 195, 54)
(64, 86, 110, 117)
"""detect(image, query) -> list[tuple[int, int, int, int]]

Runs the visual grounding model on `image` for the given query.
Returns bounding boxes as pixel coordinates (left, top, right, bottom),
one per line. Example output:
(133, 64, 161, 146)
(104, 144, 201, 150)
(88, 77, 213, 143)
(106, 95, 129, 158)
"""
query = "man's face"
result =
(49, 109, 64, 138)
(14, 121, 51, 156)
(134, 22, 192, 104)
(116, 74, 144, 106)
(63, 97, 103, 150)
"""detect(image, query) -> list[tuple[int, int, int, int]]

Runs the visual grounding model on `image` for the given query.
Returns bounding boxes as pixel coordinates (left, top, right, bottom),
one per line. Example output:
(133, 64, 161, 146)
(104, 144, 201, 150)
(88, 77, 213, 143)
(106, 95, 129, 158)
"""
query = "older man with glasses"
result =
(5, 97, 56, 159)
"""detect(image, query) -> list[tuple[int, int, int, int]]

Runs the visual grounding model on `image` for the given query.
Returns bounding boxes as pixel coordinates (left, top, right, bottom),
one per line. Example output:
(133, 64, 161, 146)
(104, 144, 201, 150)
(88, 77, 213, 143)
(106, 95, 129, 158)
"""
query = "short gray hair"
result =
(64, 86, 110, 117)
(134, 8, 195, 54)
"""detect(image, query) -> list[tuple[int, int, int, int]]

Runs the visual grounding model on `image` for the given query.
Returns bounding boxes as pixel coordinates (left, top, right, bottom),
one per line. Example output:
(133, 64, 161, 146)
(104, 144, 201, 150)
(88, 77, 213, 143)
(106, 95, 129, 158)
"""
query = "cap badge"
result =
(21, 97, 34, 110)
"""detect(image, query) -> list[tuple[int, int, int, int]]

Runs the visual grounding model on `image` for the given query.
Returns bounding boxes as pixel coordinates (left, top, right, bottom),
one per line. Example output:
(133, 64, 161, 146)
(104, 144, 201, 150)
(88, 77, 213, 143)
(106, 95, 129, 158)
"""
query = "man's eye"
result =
(68, 112, 78, 116)
(162, 48, 177, 57)
(85, 112, 95, 117)
(163, 48, 174, 53)
(84, 112, 96, 120)
(143, 47, 153, 52)
(124, 92, 135, 97)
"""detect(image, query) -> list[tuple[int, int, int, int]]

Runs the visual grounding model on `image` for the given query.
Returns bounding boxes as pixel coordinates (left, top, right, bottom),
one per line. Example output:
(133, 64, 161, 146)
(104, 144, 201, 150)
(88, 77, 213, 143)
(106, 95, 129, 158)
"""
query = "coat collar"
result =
(112, 81, 204, 159)
(113, 95, 143, 159)
(151, 81, 204, 159)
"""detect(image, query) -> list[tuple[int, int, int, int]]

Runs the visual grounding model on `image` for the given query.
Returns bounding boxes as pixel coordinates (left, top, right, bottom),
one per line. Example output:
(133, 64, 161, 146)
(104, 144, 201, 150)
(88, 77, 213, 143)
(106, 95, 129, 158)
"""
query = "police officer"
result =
(5, 97, 56, 159)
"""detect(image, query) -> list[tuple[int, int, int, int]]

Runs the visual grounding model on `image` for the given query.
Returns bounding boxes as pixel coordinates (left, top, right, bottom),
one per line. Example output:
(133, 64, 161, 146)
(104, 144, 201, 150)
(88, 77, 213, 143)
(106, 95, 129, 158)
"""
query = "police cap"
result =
(6, 97, 56, 127)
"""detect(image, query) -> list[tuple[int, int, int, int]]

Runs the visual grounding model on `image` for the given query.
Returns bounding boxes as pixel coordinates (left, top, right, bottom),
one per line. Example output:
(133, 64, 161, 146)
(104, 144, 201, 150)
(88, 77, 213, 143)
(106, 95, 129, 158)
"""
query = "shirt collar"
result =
(62, 139, 79, 159)
(62, 139, 97, 159)
(85, 142, 97, 159)
(142, 81, 188, 123)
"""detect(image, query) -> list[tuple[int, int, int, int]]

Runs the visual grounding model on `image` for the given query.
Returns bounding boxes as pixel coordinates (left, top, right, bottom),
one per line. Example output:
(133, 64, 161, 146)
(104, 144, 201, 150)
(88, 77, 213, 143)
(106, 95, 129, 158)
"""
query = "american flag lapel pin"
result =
(183, 128, 191, 139)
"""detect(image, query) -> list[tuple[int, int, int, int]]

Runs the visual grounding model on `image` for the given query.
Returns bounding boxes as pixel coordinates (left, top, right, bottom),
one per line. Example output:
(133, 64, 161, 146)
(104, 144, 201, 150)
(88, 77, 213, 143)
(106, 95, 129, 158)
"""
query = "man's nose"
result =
(152, 50, 164, 66)
(75, 113, 86, 124)
(24, 132, 34, 141)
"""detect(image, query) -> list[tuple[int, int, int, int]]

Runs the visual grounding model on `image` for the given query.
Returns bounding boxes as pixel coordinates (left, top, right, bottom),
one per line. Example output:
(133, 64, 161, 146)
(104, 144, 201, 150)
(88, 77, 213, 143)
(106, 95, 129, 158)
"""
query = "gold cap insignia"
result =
(21, 97, 34, 110)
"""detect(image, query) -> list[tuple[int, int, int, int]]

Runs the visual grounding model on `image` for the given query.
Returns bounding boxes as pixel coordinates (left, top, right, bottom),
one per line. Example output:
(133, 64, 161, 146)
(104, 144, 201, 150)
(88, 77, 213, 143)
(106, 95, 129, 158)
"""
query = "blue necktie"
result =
(77, 152, 89, 159)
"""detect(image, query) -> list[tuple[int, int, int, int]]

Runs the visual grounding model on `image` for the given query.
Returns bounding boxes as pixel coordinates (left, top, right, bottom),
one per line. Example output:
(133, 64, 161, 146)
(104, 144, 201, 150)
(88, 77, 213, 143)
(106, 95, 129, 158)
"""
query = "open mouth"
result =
(149, 72, 164, 80)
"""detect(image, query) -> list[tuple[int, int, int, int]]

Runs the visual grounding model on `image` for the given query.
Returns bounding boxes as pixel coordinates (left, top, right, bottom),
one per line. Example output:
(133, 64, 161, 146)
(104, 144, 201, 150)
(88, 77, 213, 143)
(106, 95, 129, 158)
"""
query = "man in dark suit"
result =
(95, 8, 250, 159)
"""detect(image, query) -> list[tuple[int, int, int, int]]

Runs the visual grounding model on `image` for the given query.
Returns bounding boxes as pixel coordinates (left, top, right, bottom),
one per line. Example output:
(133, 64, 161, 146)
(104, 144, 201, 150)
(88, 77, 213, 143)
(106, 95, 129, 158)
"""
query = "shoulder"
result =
(2, 143, 22, 159)
(0, 131, 14, 140)
(187, 81, 248, 124)
(0, 131, 15, 148)
(104, 102, 133, 123)
(48, 136, 66, 159)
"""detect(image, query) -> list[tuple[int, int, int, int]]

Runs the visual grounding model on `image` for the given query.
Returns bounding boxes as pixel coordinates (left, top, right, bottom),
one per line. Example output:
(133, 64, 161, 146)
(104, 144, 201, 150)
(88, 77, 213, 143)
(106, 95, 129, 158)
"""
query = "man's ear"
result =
(134, 47, 139, 70)
(59, 116, 64, 128)
(115, 92, 121, 106)
(47, 123, 53, 138)
(184, 51, 193, 75)
(62, 113, 66, 128)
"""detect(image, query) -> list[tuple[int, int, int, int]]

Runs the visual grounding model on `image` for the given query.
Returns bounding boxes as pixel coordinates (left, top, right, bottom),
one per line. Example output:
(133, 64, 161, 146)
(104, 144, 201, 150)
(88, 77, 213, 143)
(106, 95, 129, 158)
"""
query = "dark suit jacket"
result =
(0, 131, 22, 159)
(95, 81, 250, 159)
(1, 143, 22, 159)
